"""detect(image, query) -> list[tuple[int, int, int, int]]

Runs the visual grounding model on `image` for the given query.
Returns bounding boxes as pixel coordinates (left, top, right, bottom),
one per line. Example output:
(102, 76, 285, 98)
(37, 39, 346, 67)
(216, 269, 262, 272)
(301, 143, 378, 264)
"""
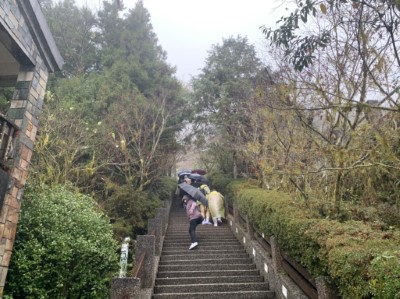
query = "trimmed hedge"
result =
(227, 180, 400, 299)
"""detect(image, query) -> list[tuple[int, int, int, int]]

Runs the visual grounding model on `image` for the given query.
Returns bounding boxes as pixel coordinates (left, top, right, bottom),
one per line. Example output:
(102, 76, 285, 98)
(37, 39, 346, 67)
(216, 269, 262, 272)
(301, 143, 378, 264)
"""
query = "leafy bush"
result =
(228, 180, 400, 298)
(104, 180, 164, 240)
(4, 183, 119, 299)
(147, 176, 177, 201)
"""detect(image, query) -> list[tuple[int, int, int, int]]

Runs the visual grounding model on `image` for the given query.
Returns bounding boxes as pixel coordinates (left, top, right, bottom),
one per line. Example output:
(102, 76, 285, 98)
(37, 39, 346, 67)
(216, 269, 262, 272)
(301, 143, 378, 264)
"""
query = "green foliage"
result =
(228, 180, 400, 298)
(42, 0, 99, 76)
(369, 250, 400, 298)
(207, 171, 234, 195)
(4, 183, 119, 299)
(34, 0, 185, 239)
(191, 36, 265, 177)
(107, 177, 175, 240)
(103, 180, 163, 240)
(0, 87, 13, 115)
(147, 176, 178, 202)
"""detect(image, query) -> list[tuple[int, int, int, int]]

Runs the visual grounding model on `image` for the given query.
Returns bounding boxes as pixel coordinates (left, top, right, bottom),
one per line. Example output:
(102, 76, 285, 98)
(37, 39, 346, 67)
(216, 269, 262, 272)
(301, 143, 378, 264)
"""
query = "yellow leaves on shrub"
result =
(320, 3, 327, 14)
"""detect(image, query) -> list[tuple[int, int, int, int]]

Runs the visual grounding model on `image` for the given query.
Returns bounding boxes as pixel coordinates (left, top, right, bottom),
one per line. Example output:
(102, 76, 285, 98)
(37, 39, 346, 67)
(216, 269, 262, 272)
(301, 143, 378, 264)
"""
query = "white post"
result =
(119, 237, 131, 278)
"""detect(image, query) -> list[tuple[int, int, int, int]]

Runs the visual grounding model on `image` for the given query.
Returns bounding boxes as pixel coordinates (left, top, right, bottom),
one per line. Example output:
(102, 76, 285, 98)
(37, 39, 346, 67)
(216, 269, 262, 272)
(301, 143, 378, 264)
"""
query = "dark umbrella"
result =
(177, 172, 191, 184)
(188, 173, 210, 187)
(178, 183, 207, 206)
(178, 170, 191, 176)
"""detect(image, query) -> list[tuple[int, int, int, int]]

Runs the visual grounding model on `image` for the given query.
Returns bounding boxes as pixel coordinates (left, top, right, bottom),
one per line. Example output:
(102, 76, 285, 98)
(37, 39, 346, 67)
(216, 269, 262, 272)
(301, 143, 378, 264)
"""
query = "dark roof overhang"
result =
(17, 0, 64, 72)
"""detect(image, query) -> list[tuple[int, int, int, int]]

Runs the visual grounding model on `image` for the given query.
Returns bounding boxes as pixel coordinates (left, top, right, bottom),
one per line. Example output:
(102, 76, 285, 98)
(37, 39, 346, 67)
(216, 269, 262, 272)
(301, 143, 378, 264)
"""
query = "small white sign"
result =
(252, 248, 256, 257)
(230, 220, 232, 226)
(282, 285, 288, 298)
(264, 263, 268, 273)
(262, 233, 265, 239)
(243, 236, 246, 244)
(236, 227, 238, 233)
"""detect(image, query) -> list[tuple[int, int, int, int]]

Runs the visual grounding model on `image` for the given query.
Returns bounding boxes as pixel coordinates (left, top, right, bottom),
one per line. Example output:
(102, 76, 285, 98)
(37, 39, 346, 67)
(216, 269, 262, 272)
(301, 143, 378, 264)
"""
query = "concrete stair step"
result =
(153, 282, 270, 294)
(157, 263, 256, 272)
(162, 240, 241, 247)
(152, 290, 275, 299)
(160, 253, 248, 260)
(159, 255, 253, 265)
(160, 248, 245, 255)
(155, 275, 265, 285)
(159, 257, 252, 265)
(156, 269, 261, 278)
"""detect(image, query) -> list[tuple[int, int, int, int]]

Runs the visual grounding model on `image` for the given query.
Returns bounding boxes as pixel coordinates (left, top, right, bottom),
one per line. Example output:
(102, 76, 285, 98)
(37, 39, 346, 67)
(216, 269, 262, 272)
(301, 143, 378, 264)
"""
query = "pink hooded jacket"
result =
(184, 197, 202, 221)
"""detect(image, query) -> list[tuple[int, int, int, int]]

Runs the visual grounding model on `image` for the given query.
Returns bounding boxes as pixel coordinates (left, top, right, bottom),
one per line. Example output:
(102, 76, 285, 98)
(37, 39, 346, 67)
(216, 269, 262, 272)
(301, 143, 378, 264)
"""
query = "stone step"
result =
(153, 282, 270, 294)
(159, 257, 252, 265)
(152, 290, 275, 299)
(155, 275, 265, 285)
(157, 263, 256, 272)
(160, 248, 245, 255)
(160, 252, 248, 261)
(156, 269, 261, 278)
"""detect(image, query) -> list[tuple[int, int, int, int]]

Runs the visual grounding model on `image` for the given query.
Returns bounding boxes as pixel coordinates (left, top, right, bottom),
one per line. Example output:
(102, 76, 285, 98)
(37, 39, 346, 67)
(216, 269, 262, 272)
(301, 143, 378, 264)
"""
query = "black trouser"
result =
(189, 217, 203, 243)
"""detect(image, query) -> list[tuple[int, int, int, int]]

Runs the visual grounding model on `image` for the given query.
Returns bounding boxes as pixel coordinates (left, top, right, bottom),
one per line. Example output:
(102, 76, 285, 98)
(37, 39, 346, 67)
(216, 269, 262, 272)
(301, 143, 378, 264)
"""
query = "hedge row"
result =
(227, 180, 400, 299)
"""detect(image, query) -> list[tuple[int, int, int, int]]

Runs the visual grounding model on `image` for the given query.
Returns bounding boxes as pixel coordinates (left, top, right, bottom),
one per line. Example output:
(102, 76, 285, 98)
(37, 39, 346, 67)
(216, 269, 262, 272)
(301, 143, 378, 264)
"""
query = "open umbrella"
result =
(178, 169, 191, 176)
(188, 173, 210, 187)
(178, 183, 207, 206)
(177, 171, 191, 184)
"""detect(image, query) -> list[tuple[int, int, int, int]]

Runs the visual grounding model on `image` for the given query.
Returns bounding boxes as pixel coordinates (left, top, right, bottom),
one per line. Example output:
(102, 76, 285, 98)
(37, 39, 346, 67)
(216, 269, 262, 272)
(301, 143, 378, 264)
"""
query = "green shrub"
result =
(147, 176, 177, 201)
(207, 172, 234, 194)
(227, 180, 400, 299)
(104, 181, 163, 240)
(4, 183, 119, 299)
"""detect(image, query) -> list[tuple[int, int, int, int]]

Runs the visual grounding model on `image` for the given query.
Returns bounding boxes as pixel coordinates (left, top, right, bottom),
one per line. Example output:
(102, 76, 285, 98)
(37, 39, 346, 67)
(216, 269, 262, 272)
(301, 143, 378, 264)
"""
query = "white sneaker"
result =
(189, 242, 198, 250)
(214, 223, 218, 227)
(201, 219, 207, 225)
(205, 221, 212, 225)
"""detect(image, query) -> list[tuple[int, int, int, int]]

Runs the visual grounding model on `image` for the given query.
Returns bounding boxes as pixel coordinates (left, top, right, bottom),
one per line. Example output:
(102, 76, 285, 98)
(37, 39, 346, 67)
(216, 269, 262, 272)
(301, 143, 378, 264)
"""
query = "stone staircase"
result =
(152, 198, 275, 298)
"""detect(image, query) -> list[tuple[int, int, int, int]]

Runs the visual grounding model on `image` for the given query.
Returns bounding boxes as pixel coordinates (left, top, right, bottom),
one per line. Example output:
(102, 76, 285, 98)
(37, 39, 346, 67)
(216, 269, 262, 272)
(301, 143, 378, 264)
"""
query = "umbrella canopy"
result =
(177, 171, 191, 184)
(178, 170, 191, 176)
(191, 169, 207, 175)
(178, 183, 207, 206)
(188, 173, 210, 187)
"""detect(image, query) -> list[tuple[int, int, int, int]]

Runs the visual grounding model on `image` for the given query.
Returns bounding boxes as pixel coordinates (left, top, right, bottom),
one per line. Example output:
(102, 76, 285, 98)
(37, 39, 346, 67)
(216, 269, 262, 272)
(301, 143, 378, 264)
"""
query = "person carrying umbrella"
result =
(182, 194, 203, 250)
(179, 179, 209, 250)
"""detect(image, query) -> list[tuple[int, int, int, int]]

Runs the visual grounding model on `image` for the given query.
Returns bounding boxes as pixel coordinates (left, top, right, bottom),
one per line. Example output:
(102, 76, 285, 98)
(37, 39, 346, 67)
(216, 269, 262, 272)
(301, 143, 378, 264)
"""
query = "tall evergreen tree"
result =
(191, 36, 265, 177)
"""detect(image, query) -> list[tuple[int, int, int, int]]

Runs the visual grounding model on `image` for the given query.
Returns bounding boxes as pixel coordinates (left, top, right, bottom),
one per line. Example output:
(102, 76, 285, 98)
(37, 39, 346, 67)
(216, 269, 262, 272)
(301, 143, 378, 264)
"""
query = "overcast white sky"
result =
(75, 0, 289, 83)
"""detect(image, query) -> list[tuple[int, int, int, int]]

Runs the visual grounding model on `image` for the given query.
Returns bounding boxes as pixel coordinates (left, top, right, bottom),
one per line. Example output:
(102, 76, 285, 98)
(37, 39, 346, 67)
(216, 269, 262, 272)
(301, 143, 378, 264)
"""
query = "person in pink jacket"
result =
(182, 195, 203, 250)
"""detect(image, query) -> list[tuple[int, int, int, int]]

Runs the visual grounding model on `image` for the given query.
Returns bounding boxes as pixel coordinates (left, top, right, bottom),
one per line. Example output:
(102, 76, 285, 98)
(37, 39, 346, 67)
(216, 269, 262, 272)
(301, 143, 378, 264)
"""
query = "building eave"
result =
(18, 0, 64, 72)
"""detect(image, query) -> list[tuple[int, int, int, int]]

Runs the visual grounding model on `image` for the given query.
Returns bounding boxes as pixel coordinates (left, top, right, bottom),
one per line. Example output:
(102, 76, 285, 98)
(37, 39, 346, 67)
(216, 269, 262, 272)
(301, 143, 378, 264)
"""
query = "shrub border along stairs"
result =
(226, 200, 338, 299)
(226, 180, 400, 299)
